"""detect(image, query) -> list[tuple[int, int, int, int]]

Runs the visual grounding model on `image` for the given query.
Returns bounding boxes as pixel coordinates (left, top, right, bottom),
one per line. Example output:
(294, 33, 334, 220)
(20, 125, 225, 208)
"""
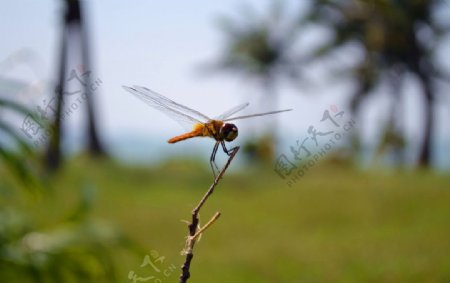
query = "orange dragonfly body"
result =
(168, 120, 226, 143)
(123, 85, 292, 176)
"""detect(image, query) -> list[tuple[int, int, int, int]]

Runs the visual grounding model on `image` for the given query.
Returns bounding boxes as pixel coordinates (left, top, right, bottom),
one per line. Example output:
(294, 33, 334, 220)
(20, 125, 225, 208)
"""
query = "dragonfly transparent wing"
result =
(123, 85, 211, 130)
(222, 109, 293, 121)
(215, 102, 250, 120)
(132, 85, 212, 121)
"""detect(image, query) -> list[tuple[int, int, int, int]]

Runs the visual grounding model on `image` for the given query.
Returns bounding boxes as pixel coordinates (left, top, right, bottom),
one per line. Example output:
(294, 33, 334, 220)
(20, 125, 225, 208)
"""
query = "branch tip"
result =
(179, 147, 239, 283)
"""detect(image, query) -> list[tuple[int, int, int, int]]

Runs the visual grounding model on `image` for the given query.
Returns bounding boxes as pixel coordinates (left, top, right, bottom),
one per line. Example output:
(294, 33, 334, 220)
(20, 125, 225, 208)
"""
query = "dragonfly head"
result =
(220, 123, 238, 142)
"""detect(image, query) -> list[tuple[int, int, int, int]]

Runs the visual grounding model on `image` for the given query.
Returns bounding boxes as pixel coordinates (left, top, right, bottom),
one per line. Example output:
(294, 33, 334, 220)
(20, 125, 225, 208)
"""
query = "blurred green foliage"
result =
(0, 142, 143, 283)
(0, 96, 142, 283)
(0, 178, 140, 283)
(242, 134, 275, 165)
(0, 98, 45, 188)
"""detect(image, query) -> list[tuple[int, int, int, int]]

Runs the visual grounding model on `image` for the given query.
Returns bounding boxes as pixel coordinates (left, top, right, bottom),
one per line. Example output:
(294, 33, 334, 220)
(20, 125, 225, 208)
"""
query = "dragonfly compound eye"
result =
(221, 123, 238, 142)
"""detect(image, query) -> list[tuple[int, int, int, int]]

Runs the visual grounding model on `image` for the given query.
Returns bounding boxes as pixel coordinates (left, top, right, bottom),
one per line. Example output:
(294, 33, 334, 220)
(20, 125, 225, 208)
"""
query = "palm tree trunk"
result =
(349, 82, 369, 160)
(262, 77, 278, 138)
(251, 76, 277, 163)
(46, 0, 106, 171)
(417, 73, 433, 167)
(78, 0, 105, 156)
(45, 22, 68, 171)
(388, 71, 404, 166)
(409, 30, 433, 167)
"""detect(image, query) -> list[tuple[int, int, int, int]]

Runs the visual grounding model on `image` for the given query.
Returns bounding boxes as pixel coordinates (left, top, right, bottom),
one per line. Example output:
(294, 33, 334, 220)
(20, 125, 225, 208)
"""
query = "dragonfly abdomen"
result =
(168, 129, 204, 143)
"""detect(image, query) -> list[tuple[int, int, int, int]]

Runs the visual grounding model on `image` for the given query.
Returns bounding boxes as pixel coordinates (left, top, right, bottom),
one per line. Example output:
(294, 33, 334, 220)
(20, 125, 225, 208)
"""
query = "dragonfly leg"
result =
(221, 141, 239, 156)
(210, 142, 220, 177)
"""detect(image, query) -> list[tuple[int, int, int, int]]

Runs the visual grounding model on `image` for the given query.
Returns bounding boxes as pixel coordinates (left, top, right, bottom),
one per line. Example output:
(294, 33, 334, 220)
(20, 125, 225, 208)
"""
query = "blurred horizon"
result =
(1, 0, 449, 170)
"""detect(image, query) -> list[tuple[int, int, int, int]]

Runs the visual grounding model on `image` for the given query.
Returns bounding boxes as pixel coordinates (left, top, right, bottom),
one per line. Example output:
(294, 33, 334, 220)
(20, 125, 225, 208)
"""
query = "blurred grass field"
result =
(3, 157, 450, 283)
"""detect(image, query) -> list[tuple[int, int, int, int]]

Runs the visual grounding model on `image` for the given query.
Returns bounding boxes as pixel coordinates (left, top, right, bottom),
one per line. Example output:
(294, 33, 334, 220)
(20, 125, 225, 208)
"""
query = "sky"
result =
(1, 0, 449, 168)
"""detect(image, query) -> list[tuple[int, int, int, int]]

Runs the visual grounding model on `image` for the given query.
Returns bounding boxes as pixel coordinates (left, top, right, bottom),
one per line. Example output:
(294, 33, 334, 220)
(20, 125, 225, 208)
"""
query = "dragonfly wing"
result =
(123, 86, 208, 130)
(215, 102, 250, 120)
(133, 86, 211, 121)
(222, 109, 293, 121)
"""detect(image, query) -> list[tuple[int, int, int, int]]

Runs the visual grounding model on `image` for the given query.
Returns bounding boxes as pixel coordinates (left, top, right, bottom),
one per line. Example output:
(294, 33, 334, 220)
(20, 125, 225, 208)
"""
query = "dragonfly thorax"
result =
(220, 123, 238, 142)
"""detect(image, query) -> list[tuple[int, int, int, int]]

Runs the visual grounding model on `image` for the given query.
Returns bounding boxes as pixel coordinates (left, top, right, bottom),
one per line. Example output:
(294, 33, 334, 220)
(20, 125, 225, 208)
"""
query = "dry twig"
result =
(179, 147, 240, 283)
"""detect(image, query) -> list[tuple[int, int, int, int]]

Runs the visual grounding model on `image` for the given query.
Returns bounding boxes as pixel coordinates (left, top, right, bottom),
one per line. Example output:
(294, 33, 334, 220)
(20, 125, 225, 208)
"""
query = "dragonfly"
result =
(123, 85, 292, 177)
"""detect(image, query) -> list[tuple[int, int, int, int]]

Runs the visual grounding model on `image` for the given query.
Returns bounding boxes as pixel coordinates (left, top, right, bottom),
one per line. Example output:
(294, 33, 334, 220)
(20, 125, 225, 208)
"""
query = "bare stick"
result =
(191, 212, 221, 241)
(179, 147, 240, 283)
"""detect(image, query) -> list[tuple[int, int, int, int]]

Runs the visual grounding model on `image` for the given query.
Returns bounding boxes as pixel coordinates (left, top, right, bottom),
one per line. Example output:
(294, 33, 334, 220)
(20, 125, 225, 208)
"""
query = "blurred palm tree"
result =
(215, 4, 302, 120)
(47, 0, 106, 171)
(306, 0, 450, 167)
(211, 1, 304, 162)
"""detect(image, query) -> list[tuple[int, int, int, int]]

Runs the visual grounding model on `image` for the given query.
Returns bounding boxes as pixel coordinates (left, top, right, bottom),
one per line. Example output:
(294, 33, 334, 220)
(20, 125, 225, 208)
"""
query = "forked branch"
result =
(179, 147, 240, 283)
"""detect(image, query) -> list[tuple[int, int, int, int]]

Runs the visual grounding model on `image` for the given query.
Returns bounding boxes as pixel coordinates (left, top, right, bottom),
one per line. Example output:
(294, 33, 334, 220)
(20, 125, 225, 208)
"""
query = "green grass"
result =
(2, 157, 450, 283)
